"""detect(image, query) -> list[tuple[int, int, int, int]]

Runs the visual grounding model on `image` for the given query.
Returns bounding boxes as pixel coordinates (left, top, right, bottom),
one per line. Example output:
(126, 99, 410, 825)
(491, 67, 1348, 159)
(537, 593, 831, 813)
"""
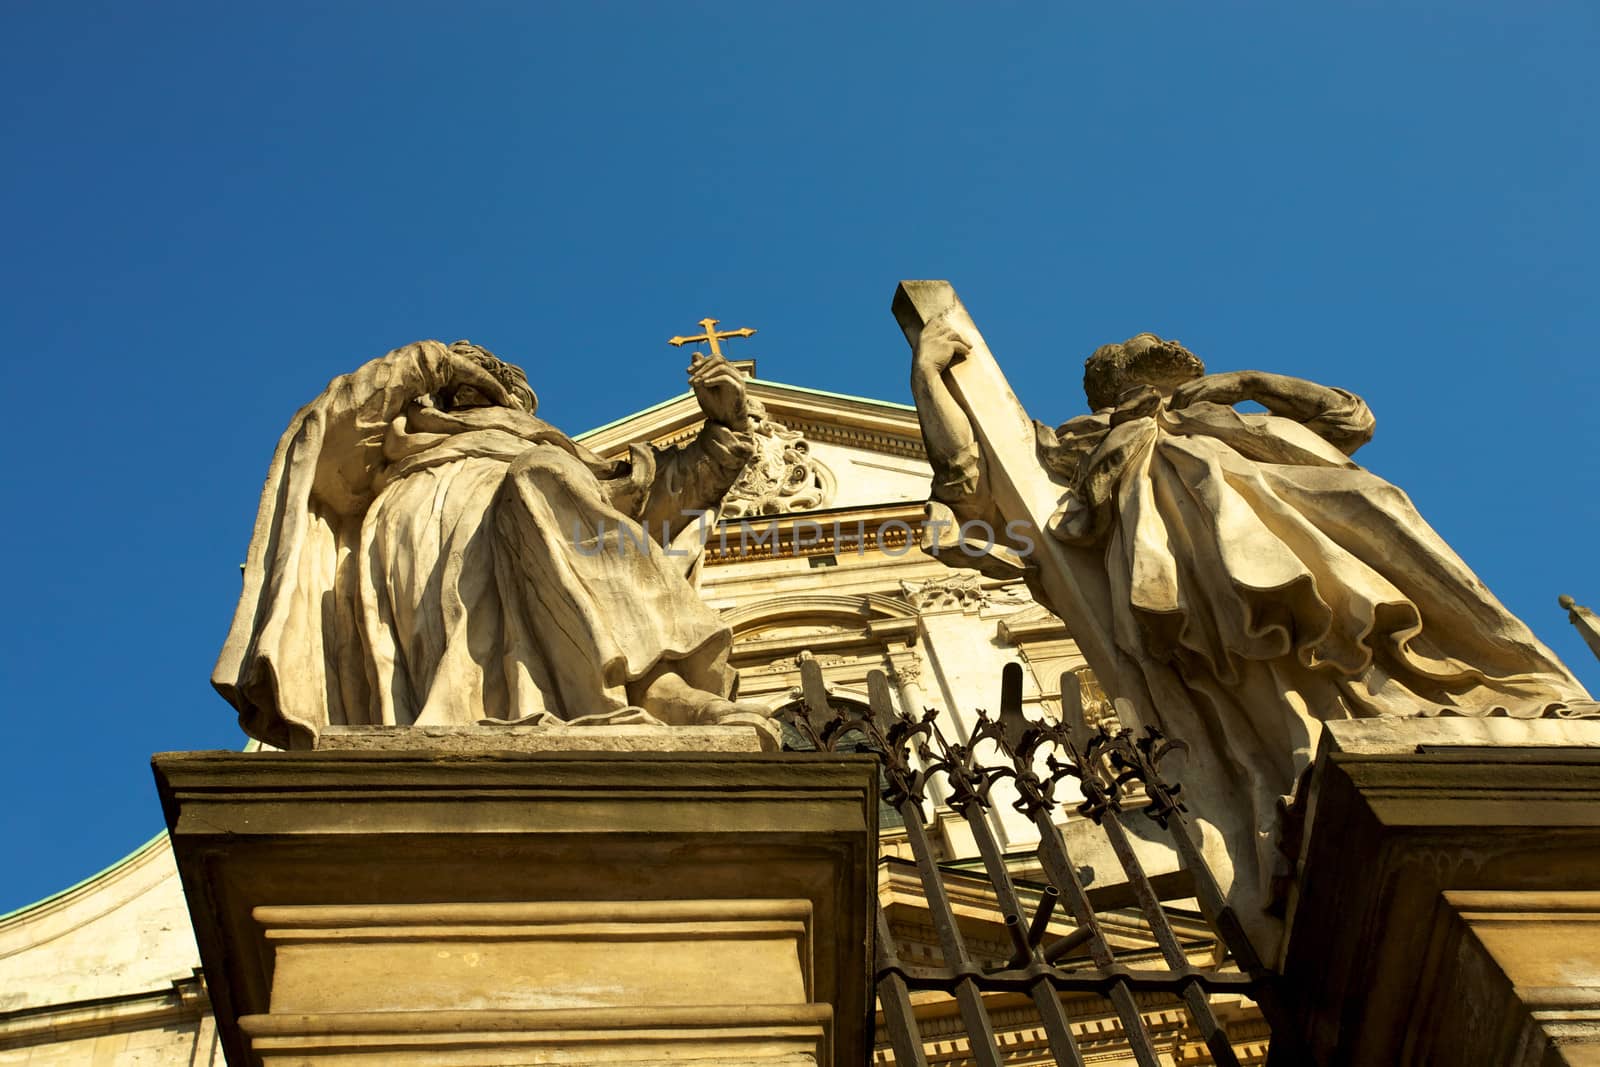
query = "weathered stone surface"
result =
(316, 722, 777, 753)
(153, 749, 878, 1067)
(1415, 891, 1600, 1067)
(1276, 717, 1600, 1065)
(213, 341, 775, 749)
(1564, 594, 1600, 665)
(257, 900, 813, 1014)
(0, 835, 198, 1016)
(1314, 714, 1600, 755)
(242, 1008, 829, 1066)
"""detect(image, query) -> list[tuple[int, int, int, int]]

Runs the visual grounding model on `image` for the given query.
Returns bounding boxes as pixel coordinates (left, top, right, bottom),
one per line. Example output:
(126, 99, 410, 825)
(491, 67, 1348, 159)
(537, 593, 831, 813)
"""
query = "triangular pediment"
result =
(575, 372, 934, 513)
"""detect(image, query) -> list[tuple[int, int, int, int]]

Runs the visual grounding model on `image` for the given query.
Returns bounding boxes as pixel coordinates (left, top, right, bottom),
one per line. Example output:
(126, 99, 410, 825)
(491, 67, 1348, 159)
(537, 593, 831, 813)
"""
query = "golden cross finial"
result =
(667, 317, 756, 360)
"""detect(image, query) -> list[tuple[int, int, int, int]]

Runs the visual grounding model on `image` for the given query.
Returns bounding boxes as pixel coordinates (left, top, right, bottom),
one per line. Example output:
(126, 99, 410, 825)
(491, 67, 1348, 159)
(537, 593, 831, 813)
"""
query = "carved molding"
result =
(900, 573, 988, 613)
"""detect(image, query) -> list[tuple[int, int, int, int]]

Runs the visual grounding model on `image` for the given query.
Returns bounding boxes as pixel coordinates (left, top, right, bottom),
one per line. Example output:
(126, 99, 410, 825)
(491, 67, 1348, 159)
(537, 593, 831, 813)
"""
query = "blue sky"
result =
(0, 3, 1595, 912)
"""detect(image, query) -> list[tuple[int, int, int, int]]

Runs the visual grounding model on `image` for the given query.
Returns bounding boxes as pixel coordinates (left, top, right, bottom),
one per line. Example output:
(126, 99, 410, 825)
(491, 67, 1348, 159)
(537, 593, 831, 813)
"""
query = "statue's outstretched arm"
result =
(638, 422, 754, 541)
(911, 320, 986, 516)
(1172, 370, 1375, 455)
(632, 353, 757, 541)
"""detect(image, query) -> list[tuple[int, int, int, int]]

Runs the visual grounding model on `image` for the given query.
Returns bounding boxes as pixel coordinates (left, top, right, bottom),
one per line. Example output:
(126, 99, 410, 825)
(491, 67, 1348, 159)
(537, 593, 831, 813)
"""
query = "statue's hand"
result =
(913, 318, 971, 377)
(438, 350, 518, 409)
(689, 353, 751, 431)
(1169, 371, 1255, 410)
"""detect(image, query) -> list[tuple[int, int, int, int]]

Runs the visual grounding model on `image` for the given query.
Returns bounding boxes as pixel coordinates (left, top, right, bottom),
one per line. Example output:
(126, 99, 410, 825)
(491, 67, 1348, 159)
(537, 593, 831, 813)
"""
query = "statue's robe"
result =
(214, 342, 753, 749)
(1035, 385, 1590, 849)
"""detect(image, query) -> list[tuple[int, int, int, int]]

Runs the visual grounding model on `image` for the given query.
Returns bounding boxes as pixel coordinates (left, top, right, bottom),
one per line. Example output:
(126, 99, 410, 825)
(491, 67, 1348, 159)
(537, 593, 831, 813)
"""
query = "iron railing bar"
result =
(1061, 680, 1239, 1067)
(895, 795, 1005, 1064)
(955, 802, 1087, 1067)
(889, 822, 1002, 1044)
(1026, 805, 1164, 1067)
(1027, 983, 1089, 1067)
(1181, 978, 1245, 1067)
(1101, 815, 1242, 1067)
(799, 660, 1000, 1067)
(790, 657, 1284, 1064)
(1163, 809, 1265, 973)
(874, 904, 930, 1067)
(864, 671, 1005, 1066)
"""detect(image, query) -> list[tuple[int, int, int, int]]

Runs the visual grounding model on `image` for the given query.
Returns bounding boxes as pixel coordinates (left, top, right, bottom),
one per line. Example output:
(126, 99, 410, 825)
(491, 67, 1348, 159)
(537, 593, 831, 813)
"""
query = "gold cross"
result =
(667, 317, 756, 359)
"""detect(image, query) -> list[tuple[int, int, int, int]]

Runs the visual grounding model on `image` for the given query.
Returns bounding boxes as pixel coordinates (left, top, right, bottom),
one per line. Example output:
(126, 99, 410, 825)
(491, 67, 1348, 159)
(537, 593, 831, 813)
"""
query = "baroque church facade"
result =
(0, 364, 1265, 1066)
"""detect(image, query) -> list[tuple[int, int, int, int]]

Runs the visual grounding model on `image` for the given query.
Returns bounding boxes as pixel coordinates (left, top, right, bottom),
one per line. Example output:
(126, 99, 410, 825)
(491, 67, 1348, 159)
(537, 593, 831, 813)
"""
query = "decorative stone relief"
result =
(900, 573, 988, 612)
(886, 655, 922, 687)
(1065, 668, 1116, 733)
(791, 651, 853, 669)
(720, 416, 834, 518)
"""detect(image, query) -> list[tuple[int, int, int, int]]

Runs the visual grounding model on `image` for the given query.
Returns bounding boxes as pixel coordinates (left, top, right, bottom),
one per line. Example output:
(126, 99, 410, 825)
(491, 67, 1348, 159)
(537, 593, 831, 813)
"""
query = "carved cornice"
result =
(781, 418, 925, 460)
(702, 505, 924, 566)
(0, 973, 209, 1051)
(722, 591, 919, 635)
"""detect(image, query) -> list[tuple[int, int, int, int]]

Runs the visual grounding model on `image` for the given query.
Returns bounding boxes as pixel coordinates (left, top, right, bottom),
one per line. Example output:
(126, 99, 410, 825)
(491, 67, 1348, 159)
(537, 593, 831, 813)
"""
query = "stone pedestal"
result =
(1274, 718, 1600, 1066)
(152, 733, 877, 1067)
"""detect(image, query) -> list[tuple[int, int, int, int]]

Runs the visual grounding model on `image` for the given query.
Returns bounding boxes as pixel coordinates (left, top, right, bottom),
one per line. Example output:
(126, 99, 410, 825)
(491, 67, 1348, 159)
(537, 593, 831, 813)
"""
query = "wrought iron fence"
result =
(782, 658, 1291, 1066)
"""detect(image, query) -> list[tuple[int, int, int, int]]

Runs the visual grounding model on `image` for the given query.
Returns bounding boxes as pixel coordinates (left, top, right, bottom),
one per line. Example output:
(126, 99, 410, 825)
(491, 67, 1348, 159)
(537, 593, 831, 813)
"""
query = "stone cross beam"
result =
(1562, 594, 1600, 664)
(890, 278, 1266, 945)
(890, 279, 1142, 716)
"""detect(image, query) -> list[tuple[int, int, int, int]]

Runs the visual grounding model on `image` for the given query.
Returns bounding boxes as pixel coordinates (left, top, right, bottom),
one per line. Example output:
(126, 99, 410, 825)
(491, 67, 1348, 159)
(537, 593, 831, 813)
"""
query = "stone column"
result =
(886, 649, 929, 721)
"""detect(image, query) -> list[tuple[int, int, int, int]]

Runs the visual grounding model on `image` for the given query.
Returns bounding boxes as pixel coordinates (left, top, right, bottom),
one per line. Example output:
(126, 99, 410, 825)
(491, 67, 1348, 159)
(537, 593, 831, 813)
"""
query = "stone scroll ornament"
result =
(718, 412, 834, 518)
(213, 340, 777, 749)
(906, 294, 1595, 946)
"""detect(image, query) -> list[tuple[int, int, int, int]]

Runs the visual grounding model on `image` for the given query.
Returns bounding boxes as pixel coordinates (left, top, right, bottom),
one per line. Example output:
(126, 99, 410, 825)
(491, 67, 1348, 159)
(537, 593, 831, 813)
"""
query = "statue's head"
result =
(442, 340, 538, 414)
(1082, 333, 1205, 411)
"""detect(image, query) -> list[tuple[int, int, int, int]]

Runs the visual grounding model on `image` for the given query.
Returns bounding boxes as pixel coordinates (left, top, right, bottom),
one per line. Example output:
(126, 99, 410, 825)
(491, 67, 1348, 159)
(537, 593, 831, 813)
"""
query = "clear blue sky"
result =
(1, 3, 1595, 912)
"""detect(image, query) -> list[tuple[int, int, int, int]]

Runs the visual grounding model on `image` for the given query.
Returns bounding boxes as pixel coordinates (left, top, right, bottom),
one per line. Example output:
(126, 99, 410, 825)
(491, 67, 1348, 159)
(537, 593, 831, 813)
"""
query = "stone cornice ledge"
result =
(0, 973, 207, 1051)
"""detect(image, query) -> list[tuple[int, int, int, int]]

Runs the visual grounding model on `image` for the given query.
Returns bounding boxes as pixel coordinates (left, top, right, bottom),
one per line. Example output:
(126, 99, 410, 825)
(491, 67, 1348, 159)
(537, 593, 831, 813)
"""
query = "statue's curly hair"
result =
(1082, 333, 1205, 411)
(446, 340, 538, 413)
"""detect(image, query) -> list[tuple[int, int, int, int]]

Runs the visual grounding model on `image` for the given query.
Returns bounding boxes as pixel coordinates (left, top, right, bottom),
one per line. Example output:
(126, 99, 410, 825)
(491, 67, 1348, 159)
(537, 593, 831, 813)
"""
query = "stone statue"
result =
(911, 318, 1593, 915)
(214, 340, 775, 749)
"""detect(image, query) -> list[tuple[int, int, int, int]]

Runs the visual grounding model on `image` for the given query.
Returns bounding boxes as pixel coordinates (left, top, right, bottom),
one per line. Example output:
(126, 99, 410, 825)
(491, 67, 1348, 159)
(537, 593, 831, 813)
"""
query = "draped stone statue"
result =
(906, 303, 1594, 935)
(214, 340, 774, 749)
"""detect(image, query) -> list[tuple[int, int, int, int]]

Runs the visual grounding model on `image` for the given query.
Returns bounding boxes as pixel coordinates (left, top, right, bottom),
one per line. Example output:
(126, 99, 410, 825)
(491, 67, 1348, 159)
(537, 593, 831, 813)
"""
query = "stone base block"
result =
(314, 722, 780, 754)
(1414, 891, 1600, 1067)
(241, 1008, 830, 1066)
(153, 749, 877, 1067)
(1274, 717, 1600, 1066)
